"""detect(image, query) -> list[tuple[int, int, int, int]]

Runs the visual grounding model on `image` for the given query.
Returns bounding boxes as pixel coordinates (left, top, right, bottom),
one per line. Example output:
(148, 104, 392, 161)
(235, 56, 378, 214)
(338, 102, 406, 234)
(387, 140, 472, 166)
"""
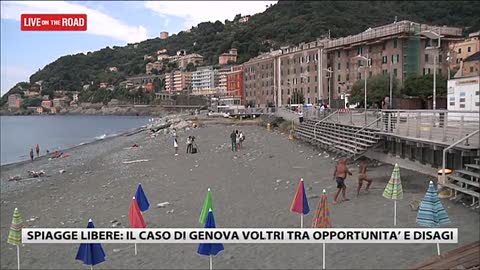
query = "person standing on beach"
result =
(173, 138, 179, 156)
(235, 130, 241, 151)
(333, 158, 352, 203)
(239, 131, 244, 150)
(186, 136, 192, 153)
(230, 130, 237, 152)
(35, 144, 40, 157)
(356, 158, 372, 196)
(30, 148, 34, 161)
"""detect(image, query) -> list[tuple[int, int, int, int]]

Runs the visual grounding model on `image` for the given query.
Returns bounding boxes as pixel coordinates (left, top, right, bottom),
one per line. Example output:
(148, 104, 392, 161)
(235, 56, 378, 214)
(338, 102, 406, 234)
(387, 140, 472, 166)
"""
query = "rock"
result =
(157, 202, 170, 208)
(59, 169, 66, 174)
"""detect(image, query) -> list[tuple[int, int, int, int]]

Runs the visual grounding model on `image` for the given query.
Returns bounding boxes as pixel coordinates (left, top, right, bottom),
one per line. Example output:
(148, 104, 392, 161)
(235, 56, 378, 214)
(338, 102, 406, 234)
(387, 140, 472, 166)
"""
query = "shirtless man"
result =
(357, 158, 372, 196)
(333, 158, 352, 203)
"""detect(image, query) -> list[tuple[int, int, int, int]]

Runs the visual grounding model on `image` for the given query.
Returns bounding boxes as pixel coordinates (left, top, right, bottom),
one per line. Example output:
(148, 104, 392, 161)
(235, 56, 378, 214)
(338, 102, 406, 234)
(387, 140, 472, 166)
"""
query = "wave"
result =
(95, 134, 107, 140)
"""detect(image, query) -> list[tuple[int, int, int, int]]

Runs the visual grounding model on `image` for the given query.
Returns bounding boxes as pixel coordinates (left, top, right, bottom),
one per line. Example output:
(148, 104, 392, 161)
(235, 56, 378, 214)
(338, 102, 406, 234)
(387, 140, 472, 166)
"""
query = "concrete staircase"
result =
(443, 158, 480, 208)
(295, 118, 381, 156)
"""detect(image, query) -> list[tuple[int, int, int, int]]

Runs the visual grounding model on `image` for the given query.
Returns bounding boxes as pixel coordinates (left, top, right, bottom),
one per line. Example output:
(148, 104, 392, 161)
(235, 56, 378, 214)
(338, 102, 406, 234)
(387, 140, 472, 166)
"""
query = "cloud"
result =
(1, 65, 34, 95)
(145, 1, 276, 30)
(1, 1, 148, 43)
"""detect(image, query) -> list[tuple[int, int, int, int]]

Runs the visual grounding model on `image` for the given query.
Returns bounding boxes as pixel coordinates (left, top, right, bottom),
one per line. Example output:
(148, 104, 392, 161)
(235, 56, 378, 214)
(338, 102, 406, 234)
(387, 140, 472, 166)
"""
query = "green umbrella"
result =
(383, 163, 403, 226)
(8, 208, 23, 270)
(199, 188, 214, 224)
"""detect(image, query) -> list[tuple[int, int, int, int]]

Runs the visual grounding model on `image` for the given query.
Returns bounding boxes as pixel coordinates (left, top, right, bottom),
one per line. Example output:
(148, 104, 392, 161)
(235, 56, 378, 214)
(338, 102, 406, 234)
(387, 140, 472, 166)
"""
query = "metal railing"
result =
(380, 110, 479, 147)
(353, 116, 383, 158)
(313, 110, 339, 141)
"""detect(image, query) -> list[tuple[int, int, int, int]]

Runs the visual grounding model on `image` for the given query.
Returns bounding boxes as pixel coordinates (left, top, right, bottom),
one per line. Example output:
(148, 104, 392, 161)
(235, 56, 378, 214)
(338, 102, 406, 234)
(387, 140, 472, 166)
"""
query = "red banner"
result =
(21, 14, 87, 31)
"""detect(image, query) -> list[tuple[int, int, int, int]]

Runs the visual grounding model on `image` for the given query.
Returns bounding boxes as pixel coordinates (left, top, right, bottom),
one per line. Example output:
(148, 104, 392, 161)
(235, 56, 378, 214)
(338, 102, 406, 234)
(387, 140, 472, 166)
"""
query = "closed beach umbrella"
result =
(382, 164, 403, 226)
(75, 219, 106, 270)
(129, 197, 146, 255)
(135, 183, 150, 212)
(7, 208, 23, 270)
(199, 188, 214, 224)
(291, 178, 310, 228)
(416, 181, 451, 255)
(197, 209, 224, 270)
(311, 190, 332, 269)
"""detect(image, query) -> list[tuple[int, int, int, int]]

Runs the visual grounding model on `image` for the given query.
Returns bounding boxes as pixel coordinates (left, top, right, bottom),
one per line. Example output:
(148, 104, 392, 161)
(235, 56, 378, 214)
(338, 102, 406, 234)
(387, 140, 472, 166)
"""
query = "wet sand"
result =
(1, 123, 479, 269)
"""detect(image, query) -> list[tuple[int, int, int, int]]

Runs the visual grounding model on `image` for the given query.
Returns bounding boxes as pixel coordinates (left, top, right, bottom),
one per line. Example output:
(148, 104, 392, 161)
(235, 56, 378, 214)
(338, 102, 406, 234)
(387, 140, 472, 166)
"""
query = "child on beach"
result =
(36, 144, 40, 157)
(173, 138, 179, 156)
(30, 148, 34, 161)
(357, 157, 372, 196)
(333, 158, 352, 203)
(186, 136, 192, 153)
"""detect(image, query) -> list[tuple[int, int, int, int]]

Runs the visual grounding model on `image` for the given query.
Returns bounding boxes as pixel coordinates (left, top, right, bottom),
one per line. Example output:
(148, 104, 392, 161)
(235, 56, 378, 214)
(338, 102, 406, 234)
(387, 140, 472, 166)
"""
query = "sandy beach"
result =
(1, 121, 479, 269)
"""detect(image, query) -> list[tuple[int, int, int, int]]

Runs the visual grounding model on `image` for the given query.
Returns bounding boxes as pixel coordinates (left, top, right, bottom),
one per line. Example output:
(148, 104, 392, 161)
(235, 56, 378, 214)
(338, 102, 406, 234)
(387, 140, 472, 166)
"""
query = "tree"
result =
(349, 74, 398, 107)
(402, 74, 447, 99)
(186, 62, 196, 72)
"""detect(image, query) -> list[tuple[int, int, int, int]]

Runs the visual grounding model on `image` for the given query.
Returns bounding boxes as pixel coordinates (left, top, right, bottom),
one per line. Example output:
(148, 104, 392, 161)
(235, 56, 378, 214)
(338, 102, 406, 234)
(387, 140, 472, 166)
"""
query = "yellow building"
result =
(449, 31, 480, 70)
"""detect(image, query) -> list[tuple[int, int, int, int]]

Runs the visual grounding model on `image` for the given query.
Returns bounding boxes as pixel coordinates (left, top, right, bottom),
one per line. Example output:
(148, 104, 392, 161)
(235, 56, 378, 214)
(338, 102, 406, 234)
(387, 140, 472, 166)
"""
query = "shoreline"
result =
(0, 124, 148, 169)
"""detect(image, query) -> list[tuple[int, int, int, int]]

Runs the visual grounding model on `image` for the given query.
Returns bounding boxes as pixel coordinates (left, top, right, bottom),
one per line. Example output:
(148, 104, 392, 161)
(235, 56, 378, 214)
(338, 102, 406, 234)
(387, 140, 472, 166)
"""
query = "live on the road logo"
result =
(21, 14, 87, 31)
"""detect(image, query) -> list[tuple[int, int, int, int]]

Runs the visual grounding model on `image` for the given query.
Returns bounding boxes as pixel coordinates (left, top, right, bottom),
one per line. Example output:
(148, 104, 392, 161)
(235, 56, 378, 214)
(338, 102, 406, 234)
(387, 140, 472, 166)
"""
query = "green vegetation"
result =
(402, 74, 447, 99)
(3, 1, 480, 105)
(350, 74, 399, 107)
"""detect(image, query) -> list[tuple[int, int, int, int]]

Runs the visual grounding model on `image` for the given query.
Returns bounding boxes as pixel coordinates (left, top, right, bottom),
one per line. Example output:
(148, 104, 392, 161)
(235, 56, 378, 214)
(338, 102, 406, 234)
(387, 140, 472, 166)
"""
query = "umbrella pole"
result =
(394, 200, 397, 226)
(436, 243, 441, 256)
(135, 243, 137, 255)
(17, 245, 20, 270)
(209, 255, 213, 270)
(322, 243, 326, 269)
(301, 214, 303, 228)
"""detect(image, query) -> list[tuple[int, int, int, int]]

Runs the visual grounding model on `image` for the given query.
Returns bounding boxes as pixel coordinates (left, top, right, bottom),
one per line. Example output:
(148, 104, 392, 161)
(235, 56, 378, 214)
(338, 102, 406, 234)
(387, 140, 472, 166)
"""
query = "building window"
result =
(337, 51, 341, 58)
(468, 47, 471, 52)
(394, 68, 398, 77)
(368, 46, 372, 53)
(346, 74, 350, 81)
(307, 66, 310, 72)
(423, 68, 426, 75)
(338, 63, 341, 70)
(369, 71, 372, 77)
(315, 86, 317, 93)
(307, 77, 310, 83)
(300, 67, 303, 73)
(294, 68, 296, 74)
(337, 74, 341, 82)
(459, 98, 465, 102)
(393, 39, 398, 48)
(396, 54, 400, 63)
(428, 68, 431, 74)
(438, 54, 442, 63)
(308, 98, 310, 104)
(425, 54, 429, 62)
(470, 67, 474, 72)
(337, 86, 341, 93)
(460, 92, 466, 97)
(382, 42, 386, 50)
(315, 76, 318, 82)
(307, 87, 310, 93)
(458, 48, 462, 53)
(382, 56, 387, 64)
(383, 69, 387, 75)
(460, 104, 465, 108)
(315, 65, 318, 71)
(357, 47, 363, 55)
(346, 62, 350, 69)
(294, 58, 296, 64)
(346, 50, 350, 57)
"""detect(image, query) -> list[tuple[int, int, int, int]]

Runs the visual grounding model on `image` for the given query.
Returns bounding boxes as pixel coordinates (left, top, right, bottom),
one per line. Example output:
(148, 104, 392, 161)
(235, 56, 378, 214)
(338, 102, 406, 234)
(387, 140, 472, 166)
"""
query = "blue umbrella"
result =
(197, 209, 224, 270)
(416, 181, 451, 255)
(135, 183, 150, 212)
(75, 219, 106, 269)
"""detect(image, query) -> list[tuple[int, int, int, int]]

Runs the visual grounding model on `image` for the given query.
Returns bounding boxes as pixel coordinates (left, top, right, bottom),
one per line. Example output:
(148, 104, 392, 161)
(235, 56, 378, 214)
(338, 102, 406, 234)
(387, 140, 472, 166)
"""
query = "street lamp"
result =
(421, 30, 443, 110)
(323, 67, 333, 107)
(355, 54, 371, 125)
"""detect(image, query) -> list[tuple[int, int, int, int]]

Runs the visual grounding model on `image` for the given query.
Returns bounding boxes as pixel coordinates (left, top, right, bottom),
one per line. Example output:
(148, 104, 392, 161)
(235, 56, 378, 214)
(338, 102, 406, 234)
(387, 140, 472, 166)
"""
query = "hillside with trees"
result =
(2, 1, 480, 105)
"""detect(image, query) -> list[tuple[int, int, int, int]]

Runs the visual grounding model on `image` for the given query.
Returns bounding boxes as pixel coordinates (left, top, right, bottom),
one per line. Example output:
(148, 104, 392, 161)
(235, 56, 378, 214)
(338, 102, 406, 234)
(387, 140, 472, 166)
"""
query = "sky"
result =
(0, 1, 275, 96)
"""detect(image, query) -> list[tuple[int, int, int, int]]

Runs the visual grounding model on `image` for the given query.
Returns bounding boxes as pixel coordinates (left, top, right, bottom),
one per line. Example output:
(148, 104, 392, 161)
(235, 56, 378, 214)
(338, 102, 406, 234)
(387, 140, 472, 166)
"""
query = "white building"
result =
(447, 76, 480, 111)
(192, 66, 217, 96)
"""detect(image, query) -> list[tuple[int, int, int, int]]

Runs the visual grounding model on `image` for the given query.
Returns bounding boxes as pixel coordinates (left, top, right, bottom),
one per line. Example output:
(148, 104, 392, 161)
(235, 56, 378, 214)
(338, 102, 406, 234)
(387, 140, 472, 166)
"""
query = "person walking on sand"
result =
(173, 138, 179, 156)
(230, 130, 237, 152)
(239, 131, 244, 149)
(235, 130, 241, 151)
(186, 136, 192, 153)
(35, 144, 40, 157)
(30, 148, 34, 161)
(357, 157, 372, 196)
(333, 158, 352, 203)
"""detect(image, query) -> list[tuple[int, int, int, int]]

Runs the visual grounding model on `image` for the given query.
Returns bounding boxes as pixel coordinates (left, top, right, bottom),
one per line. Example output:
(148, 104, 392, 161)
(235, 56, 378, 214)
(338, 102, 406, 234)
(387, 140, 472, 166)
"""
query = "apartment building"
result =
(216, 67, 231, 96)
(243, 51, 278, 107)
(244, 39, 329, 108)
(449, 31, 480, 69)
(326, 21, 462, 103)
(165, 71, 192, 93)
(8, 94, 22, 109)
(178, 53, 204, 70)
(192, 66, 218, 96)
(219, 48, 238, 65)
(226, 65, 244, 105)
(146, 61, 162, 75)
